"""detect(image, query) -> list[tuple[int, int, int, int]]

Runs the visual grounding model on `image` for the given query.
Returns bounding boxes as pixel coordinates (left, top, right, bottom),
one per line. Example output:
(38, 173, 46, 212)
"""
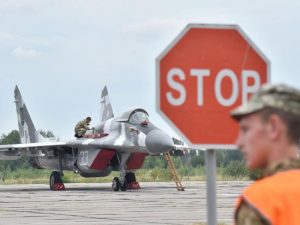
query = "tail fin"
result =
(14, 85, 38, 143)
(100, 86, 114, 122)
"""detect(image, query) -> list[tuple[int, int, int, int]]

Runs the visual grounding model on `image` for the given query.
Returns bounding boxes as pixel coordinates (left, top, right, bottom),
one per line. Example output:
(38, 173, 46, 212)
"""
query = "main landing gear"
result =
(49, 171, 65, 191)
(50, 150, 65, 191)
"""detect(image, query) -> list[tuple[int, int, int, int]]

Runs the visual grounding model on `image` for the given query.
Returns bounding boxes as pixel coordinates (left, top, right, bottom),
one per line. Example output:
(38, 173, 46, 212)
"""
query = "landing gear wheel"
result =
(120, 179, 127, 192)
(112, 177, 121, 191)
(49, 171, 65, 191)
(125, 172, 136, 183)
(125, 172, 140, 190)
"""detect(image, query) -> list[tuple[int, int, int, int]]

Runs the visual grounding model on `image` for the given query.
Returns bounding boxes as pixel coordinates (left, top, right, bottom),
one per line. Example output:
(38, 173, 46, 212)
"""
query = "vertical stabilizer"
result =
(100, 86, 114, 122)
(14, 86, 38, 143)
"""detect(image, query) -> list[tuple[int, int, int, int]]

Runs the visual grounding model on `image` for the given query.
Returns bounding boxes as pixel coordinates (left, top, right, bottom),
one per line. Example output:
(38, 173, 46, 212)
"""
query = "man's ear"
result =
(266, 114, 284, 141)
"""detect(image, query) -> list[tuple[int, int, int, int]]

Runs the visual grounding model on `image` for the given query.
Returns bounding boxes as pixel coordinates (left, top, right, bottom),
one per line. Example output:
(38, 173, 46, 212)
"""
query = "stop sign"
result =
(157, 24, 270, 148)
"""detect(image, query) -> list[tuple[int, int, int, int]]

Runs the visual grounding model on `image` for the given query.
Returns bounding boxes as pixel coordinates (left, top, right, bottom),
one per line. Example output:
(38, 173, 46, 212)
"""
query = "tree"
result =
(39, 130, 55, 138)
(0, 130, 20, 145)
(143, 156, 166, 169)
(0, 130, 29, 177)
(0, 129, 56, 174)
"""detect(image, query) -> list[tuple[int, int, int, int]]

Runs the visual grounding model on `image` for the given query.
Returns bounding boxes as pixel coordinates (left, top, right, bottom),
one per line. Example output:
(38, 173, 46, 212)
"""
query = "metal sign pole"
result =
(205, 149, 217, 225)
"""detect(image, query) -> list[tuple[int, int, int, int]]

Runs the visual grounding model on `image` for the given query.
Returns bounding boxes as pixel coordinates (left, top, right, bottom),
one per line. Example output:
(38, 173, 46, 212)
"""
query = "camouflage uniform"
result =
(74, 119, 90, 137)
(231, 84, 300, 120)
(235, 159, 300, 225)
(231, 84, 300, 225)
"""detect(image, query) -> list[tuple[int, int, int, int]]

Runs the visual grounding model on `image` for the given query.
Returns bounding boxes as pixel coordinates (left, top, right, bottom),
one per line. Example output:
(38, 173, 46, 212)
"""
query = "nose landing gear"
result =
(126, 172, 140, 190)
(112, 176, 128, 191)
(111, 172, 140, 191)
(111, 152, 141, 191)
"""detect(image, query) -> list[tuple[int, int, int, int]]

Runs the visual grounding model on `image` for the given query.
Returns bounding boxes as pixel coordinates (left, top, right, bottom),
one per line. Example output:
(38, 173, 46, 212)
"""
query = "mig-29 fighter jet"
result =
(0, 86, 181, 191)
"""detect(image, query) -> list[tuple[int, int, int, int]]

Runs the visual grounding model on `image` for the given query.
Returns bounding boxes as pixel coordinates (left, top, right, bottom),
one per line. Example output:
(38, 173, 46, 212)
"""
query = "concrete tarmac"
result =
(0, 181, 250, 225)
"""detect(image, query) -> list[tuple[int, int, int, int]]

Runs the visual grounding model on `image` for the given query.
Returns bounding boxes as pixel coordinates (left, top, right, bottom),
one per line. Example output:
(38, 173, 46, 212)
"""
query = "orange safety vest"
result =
(236, 169, 300, 225)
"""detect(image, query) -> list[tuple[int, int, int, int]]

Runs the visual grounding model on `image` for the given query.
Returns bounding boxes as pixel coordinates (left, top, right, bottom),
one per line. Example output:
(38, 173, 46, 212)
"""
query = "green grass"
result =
(0, 167, 250, 185)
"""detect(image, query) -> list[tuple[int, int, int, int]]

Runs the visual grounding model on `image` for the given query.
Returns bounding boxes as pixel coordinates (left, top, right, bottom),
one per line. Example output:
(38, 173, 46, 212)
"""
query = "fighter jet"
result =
(0, 86, 181, 191)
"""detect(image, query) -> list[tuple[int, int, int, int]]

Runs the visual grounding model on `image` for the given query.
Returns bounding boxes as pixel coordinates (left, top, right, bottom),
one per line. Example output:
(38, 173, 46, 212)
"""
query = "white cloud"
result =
(13, 47, 41, 60)
(0, 0, 53, 16)
(124, 18, 186, 40)
(0, 32, 66, 49)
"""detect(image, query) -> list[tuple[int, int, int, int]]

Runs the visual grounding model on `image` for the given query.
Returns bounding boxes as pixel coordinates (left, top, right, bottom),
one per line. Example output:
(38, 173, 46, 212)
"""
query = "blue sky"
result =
(1, 0, 300, 141)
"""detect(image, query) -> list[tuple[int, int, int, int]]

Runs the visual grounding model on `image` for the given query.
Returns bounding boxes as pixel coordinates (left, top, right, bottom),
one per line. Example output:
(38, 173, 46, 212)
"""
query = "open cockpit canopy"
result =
(117, 108, 149, 125)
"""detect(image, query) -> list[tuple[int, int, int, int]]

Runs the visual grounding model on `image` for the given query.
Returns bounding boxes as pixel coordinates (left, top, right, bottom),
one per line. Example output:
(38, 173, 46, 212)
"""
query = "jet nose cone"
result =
(145, 129, 173, 154)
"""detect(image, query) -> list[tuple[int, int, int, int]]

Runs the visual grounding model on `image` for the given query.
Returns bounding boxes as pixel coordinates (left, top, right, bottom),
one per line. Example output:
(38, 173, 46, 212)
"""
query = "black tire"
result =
(120, 179, 127, 192)
(125, 172, 136, 183)
(112, 177, 121, 191)
(49, 171, 63, 191)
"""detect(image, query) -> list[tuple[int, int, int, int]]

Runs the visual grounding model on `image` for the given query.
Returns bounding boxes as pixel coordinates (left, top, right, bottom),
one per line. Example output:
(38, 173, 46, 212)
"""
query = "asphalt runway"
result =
(0, 181, 250, 225)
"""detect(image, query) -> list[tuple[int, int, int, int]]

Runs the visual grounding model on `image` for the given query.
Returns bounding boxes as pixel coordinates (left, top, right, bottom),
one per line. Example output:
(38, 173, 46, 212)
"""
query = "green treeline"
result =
(142, 150, 261, 180)
(0, 130, 29, 171)
(0, 130, 261, 184)
(0, 130, 55, 171)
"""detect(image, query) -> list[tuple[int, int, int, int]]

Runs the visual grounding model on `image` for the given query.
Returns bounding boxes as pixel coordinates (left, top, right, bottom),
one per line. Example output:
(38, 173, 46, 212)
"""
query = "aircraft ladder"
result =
(163, 152, 185, 191)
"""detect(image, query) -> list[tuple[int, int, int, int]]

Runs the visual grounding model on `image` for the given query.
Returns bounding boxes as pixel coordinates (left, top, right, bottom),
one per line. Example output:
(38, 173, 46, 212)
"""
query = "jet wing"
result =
(0, 125, 149, 160)
(0, 134, 147, 156)
(0, 139, 114, 160)
(0, 134, 122, 152)
(67, 136, 148, 153)
(0, 141, 71, 160)
(0, 141, 67, 151)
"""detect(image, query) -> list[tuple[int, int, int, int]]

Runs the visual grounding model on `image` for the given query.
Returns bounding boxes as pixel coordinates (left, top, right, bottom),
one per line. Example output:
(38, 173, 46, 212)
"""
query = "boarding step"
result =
(163, 152, 185, 191)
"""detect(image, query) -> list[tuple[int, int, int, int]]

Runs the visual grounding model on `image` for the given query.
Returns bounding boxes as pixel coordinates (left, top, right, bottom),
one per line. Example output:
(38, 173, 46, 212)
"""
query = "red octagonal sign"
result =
(156, 24, 270, 148)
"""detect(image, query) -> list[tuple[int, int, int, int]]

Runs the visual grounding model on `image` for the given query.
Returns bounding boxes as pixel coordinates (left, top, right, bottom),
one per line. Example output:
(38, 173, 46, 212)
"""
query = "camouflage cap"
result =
(231, 83, 300, 120)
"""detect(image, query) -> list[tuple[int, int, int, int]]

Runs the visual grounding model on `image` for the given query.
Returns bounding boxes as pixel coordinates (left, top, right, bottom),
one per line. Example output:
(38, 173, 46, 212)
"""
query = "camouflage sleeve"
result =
(76, 121, 89, 130)
(84, 123, 90, 129)
(235, 201, 270, 225)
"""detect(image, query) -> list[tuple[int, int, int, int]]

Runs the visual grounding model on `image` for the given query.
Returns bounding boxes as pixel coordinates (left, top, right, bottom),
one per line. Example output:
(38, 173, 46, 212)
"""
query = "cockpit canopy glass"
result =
(129, 111, 149, 125)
